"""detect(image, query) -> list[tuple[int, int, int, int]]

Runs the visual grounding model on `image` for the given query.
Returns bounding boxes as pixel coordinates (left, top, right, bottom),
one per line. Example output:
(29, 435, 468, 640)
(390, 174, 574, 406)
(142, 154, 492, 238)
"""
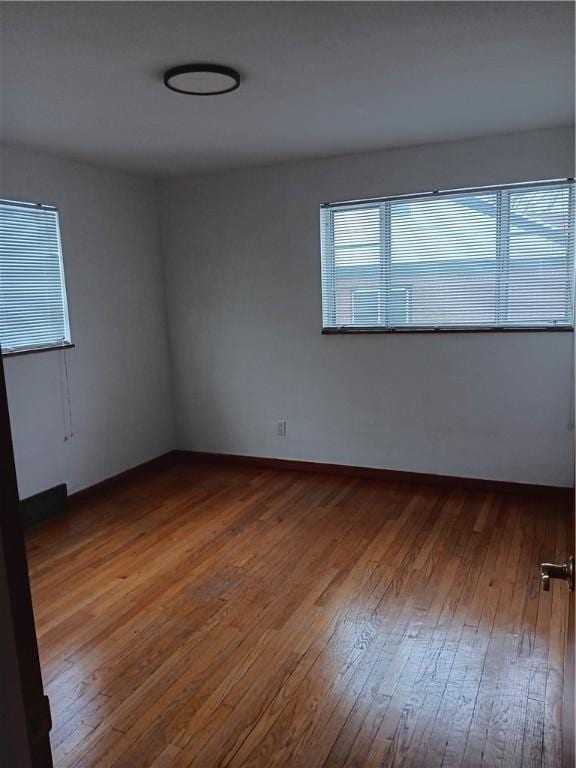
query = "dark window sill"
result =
(322, 326, 574, 335)
(2, 342, 75, 358)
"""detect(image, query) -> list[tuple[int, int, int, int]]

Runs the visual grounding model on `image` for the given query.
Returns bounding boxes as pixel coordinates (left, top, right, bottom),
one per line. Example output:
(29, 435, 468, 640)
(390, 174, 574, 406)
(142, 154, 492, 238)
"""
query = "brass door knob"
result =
(541, 556, 575, 592)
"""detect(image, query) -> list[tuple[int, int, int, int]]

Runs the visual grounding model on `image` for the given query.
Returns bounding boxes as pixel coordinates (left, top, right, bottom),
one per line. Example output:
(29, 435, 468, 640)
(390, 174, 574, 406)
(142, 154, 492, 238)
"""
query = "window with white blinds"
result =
(0, 200, 71, 354)
(320, 180, 575, 332)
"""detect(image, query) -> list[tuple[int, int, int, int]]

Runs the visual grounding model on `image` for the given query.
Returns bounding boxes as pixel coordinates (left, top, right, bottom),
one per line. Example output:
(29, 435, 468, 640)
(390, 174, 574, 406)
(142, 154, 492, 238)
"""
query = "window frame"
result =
(0, 198, 73, 357)
(320, 178, 575, 335)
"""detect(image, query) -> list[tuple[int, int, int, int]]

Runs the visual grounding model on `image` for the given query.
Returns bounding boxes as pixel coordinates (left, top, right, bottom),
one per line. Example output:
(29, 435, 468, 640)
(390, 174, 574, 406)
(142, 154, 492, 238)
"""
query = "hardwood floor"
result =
(25, 461, 571, 768)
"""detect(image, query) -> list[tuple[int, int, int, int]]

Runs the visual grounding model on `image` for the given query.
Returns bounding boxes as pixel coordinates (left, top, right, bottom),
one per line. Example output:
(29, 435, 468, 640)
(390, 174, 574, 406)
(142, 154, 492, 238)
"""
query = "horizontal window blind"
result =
(0, 200, 71, 353)
(320, 180, 575, 331)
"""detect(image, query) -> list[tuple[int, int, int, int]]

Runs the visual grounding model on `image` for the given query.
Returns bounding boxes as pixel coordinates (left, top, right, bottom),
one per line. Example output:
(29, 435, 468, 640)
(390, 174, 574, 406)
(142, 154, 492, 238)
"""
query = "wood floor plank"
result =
(25, 462, 571, 768)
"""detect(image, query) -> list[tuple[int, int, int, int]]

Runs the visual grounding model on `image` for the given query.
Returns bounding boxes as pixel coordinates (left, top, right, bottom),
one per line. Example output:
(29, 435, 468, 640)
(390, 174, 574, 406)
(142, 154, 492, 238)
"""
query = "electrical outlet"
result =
(277, 420, 287, 437)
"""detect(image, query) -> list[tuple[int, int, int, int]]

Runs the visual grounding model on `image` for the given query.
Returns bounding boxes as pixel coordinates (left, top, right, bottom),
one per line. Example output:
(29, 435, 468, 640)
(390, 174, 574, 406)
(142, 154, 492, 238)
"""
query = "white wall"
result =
(159, 127, 575, 487)
(2, 130, 573, 494)
(1, 146, 174, 497)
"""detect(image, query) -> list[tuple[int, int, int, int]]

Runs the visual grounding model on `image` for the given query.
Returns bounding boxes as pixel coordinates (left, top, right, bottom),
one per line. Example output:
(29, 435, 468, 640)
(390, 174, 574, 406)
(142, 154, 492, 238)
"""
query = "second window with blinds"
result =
(320, 180, 575, 332)
(0, 200, 71, 354)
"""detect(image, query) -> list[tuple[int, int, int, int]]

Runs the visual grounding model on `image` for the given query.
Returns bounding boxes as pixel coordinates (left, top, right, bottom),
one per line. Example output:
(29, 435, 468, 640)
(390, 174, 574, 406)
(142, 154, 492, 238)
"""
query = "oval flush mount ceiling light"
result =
(163, 64, 241, 95)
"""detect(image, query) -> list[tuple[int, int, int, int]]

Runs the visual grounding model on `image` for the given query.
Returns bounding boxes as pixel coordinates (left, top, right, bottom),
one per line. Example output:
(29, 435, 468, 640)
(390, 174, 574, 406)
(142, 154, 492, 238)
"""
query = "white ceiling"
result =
(1, 1, 574, 177)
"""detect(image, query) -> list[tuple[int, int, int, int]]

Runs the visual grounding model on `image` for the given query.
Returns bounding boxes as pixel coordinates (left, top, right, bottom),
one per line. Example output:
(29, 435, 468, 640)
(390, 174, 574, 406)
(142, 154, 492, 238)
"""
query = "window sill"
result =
(2, 342, 75, 358)
(322, 326, 574, 335)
